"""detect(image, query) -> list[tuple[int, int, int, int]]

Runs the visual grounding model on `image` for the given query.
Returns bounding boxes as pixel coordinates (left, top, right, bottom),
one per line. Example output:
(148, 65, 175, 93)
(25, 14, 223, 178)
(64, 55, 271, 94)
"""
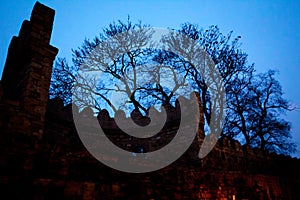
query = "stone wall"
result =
(0, 2, 300, 200)
(41, 98, 300, 199)
(1, 1, 58, 139)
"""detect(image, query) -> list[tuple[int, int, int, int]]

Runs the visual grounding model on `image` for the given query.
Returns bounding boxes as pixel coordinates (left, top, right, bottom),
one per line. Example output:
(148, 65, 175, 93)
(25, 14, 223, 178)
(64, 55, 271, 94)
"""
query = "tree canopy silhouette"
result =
(50, 18, 296, 155)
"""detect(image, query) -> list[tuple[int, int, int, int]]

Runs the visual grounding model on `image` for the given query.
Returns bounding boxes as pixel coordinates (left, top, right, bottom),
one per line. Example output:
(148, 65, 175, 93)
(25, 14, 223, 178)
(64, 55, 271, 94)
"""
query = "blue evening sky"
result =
(0, 0, 299, 157)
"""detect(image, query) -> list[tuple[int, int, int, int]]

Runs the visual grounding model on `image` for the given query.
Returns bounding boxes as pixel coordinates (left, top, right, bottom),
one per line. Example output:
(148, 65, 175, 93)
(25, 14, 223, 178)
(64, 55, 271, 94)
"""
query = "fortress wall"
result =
(0, 2, 299, 200)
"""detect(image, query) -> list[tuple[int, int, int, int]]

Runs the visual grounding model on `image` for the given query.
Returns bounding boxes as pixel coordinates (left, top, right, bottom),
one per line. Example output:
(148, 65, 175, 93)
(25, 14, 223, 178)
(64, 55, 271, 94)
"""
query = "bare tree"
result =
(248, 70, 296, 154)
(49, 19, 297, 155)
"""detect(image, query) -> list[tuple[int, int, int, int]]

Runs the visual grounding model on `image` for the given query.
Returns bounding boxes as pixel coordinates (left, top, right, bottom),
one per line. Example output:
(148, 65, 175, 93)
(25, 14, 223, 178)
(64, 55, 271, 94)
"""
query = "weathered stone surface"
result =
(0, 2, 300, 200)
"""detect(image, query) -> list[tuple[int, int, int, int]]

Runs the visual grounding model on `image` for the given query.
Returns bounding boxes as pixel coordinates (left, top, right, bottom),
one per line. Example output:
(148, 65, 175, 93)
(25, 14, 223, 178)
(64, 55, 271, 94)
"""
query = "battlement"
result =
(45, 96, 298, 173)
(40, 96, 300, 199)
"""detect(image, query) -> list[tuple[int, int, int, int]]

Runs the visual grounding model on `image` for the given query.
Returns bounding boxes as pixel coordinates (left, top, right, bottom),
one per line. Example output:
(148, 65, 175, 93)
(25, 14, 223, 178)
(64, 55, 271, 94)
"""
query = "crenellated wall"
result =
(0, 2, 300, 200)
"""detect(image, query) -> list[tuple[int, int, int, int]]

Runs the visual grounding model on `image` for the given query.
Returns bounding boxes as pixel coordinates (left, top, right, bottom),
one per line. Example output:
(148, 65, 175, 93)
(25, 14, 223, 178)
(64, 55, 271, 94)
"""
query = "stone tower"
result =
(0, 2, 58, 138)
